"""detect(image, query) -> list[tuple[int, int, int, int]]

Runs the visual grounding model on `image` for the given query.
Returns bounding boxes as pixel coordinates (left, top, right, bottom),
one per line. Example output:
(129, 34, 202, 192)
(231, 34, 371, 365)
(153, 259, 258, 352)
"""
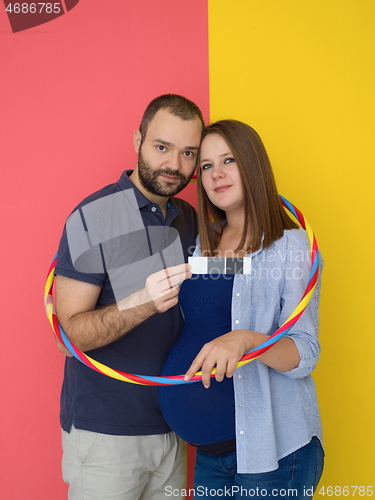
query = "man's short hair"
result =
(139, 94, 204, 144)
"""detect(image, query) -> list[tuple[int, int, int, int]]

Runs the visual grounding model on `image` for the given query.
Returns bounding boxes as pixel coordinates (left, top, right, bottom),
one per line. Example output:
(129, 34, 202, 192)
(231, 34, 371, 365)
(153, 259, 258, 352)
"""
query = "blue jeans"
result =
(193, 437, 324, 499)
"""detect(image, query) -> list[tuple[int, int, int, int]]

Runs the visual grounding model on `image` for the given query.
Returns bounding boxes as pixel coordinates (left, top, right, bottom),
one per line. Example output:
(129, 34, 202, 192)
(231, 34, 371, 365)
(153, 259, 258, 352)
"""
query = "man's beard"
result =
(137, 150, 192, 197)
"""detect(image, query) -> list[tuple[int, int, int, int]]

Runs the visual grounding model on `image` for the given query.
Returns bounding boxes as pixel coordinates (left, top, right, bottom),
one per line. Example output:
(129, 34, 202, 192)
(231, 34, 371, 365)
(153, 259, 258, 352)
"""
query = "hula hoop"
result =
(44, 195, 320, 386)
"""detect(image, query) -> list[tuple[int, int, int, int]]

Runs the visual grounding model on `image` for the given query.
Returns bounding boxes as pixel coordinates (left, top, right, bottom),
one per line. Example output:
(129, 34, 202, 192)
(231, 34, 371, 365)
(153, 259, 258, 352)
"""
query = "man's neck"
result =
(128, 170, 169, 216)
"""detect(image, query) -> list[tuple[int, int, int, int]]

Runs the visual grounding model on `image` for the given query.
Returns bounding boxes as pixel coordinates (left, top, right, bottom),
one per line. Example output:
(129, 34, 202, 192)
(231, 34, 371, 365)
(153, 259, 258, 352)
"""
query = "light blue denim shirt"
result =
(192, 228, 323, 473)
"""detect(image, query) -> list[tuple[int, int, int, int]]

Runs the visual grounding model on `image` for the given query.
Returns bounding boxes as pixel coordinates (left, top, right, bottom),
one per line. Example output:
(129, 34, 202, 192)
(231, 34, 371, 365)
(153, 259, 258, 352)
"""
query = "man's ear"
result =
(133, 130, 142, 153)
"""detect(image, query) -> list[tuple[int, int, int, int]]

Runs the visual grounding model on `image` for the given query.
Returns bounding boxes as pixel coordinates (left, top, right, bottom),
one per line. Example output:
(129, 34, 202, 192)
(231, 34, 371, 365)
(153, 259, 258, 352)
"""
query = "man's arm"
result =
(55, 263, 191, 352)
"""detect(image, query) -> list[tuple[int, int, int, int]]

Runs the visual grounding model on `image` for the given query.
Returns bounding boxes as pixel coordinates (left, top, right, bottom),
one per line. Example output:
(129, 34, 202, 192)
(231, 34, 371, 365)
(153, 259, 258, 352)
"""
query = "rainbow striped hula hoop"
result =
(44, 196, 320, 386)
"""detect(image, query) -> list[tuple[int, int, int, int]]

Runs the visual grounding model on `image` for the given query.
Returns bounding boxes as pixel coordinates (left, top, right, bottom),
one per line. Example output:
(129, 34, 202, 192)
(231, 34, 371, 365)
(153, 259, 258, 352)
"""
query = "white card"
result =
(188, 256, 251, 274)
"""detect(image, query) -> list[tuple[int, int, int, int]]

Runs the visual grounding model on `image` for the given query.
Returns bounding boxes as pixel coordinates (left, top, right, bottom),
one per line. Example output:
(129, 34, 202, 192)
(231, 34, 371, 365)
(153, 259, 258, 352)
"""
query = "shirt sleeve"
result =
(278, 229, 323, 379)
(54, 207, 107, 288)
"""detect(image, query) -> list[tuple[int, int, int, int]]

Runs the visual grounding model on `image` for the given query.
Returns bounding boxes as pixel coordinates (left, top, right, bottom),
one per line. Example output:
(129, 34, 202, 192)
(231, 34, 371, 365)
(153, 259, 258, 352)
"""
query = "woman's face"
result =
(199, 133, 244, 214)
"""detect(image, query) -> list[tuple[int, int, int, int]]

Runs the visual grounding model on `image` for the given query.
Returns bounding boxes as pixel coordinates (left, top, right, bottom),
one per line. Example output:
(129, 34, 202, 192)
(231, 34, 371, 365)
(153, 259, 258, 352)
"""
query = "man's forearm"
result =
(59, 295, 156, 352)
(56, 264, 190, 352)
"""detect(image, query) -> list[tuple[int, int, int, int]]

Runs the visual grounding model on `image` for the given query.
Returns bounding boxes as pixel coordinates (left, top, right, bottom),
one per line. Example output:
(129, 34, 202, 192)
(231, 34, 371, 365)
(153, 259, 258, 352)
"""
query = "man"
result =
(54, 94, 204, 499)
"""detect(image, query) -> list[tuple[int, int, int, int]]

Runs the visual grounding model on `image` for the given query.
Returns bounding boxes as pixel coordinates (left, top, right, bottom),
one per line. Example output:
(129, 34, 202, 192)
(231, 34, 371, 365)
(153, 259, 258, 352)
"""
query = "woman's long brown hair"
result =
(196, 120, 298, 256)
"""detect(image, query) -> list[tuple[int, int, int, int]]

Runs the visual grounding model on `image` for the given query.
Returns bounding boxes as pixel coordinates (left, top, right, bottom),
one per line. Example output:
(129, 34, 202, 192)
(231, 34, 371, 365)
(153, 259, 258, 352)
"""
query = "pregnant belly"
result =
(159, 333, 235, 445)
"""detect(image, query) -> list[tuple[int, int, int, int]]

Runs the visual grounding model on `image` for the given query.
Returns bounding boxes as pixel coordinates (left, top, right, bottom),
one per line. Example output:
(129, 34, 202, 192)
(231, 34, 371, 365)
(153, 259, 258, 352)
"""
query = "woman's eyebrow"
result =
(200, 152, 231, 162)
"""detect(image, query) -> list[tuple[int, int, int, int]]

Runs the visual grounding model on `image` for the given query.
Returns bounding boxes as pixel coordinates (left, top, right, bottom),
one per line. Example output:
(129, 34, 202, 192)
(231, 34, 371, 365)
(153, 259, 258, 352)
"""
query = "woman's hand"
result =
(184, 329, 256, 388)
(183, 329, 301, 388)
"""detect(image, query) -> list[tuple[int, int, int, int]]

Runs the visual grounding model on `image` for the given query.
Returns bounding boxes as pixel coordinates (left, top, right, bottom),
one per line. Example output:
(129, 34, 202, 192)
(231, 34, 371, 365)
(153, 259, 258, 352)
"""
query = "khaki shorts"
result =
(62, 426, 187, 499)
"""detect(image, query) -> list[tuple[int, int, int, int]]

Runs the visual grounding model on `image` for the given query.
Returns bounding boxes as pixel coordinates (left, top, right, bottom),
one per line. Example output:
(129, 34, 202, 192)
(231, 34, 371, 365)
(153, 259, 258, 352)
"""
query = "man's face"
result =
(134, 109, 202, 197)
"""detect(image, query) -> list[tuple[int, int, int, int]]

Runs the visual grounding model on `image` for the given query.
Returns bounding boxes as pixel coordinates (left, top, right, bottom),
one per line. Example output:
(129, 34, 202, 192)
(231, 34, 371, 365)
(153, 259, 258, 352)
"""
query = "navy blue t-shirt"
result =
(159, 274, 236, 445)
(55, 171, 198, 436)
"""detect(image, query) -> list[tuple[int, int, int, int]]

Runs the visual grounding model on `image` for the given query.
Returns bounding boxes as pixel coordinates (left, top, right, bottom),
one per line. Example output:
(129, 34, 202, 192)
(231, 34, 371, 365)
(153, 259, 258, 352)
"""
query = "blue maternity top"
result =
(159, 274, 236, 446)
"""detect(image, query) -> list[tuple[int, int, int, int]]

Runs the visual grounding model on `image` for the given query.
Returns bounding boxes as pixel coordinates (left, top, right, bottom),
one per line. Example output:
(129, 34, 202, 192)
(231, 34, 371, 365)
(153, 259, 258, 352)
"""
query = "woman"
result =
(159, 120, 324, 499)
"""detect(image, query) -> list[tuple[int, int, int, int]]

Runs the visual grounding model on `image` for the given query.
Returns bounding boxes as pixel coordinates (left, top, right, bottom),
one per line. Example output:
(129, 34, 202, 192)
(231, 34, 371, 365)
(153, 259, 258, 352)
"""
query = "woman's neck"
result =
(225, 210, 245, 234)
(215, 210, 248, 257)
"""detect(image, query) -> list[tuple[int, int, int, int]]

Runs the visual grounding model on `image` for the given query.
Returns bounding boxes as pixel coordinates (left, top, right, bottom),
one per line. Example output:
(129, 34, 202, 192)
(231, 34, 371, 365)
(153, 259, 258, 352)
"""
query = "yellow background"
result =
(209, 0, 375, 490)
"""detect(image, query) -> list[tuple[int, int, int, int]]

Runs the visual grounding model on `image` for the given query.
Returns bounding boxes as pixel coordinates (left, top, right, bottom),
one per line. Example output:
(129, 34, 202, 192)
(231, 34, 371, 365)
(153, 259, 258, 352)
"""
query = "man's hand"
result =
(118, 263, 191, 313)
(144, 263, 192, 313)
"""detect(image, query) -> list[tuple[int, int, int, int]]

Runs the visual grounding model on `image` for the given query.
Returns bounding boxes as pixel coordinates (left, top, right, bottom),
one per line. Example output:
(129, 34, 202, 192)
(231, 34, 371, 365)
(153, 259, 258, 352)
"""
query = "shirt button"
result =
(236, 293, 240, 297)
(239, 404, 243, 408)
(235, 320, 240, 325)
(151, 207, 157, 212)
(237, 374, 242, 379)
(239, 430, 244, 435)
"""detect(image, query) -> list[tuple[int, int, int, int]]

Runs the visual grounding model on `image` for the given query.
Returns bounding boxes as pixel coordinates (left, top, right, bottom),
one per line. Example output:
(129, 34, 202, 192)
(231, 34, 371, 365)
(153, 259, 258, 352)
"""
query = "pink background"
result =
(0, 2, 209, 498)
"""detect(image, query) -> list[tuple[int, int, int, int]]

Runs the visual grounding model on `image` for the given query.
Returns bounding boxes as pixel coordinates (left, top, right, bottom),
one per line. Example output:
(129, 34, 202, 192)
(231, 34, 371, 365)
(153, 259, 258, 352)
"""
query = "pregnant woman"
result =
(159, 120, 324, 499)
